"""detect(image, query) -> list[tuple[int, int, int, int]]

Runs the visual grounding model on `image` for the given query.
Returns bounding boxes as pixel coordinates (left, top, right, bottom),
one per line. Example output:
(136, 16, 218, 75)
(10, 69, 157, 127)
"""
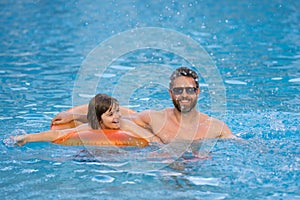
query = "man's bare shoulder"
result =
(207, 116, 224, 125)
(198, 112, 210, 121)
(127, 109, 167, 120)
(142, 108, 171, 116)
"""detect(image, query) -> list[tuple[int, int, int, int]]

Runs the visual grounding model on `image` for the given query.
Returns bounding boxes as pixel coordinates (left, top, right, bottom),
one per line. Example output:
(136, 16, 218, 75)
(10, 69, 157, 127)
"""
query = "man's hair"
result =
(169, 67, 199, 89)
(87, 93, 119, 129)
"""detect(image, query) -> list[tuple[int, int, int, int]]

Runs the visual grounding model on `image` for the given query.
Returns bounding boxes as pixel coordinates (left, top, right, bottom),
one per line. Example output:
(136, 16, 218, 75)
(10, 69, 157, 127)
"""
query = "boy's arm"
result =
(12, 130, 61, 146)
(11, 124, 91, 146)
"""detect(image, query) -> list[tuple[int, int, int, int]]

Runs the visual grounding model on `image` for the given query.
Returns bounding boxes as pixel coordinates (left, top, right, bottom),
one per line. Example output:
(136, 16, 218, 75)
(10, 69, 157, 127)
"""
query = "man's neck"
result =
(172, 108, 198, 123)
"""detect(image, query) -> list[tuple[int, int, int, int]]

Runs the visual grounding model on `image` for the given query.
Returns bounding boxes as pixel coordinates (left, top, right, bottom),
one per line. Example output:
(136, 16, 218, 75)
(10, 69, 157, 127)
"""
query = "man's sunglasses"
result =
(171, 87, 198, 95)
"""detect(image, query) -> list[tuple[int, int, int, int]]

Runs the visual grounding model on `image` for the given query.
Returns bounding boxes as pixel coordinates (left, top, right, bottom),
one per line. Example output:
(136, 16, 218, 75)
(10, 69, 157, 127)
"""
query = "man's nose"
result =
(181, 89, 188, 96)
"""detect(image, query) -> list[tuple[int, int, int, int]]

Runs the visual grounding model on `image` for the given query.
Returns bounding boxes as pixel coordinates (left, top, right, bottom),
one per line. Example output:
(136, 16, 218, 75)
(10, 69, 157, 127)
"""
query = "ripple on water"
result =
(10, 87, 28, 91)
(271, 77, 283, 81)
(21, 169, 39, 174)
(109, 65, 135, 70)
(92, 169, 125, 174)
(0, 166, 14, 171)
(86, 162, 129, 167)
(92, 175, 115, 183)
(288, 78, 300, 83)
(225, 80, 247, 85)
(94, 73, 116, 78)
(0, 117, 13, 120)
(186, 176, 220, 186)
(15, 114, 51, 120)
(121, 181, 136, 185)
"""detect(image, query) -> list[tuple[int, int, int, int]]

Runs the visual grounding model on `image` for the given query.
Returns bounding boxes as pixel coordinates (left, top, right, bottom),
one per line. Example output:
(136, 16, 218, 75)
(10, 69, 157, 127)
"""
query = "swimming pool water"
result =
(1, 0, 299, 199)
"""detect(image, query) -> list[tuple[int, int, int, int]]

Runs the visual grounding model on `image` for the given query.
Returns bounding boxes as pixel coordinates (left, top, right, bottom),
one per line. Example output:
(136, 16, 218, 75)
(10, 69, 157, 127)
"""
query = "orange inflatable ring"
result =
(52, 129, 148, 147)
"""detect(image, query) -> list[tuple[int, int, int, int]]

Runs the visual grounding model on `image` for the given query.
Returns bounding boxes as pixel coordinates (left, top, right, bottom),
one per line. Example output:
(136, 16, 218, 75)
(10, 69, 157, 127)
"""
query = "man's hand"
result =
(51, 111, 75, 125)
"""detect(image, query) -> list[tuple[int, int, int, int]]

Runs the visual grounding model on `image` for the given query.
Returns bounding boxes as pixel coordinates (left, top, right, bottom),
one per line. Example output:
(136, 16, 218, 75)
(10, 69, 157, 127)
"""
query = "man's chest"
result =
(151, 119, 210, 142)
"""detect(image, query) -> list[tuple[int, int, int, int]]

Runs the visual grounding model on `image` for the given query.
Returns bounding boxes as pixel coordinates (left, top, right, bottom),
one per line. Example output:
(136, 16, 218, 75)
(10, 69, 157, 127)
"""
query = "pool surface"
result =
(1, 0, 299, 199)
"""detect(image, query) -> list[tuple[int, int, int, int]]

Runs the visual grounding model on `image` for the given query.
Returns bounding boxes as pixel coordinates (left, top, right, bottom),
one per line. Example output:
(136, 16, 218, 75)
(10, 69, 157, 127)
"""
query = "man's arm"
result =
(120, 118, 162, 143)
(207, 118, 237, 139)
(51, 104, 88, 125)
(51, 104, 136, 125)
(220, 122, 237, 139)
(123, 110, 153, 130)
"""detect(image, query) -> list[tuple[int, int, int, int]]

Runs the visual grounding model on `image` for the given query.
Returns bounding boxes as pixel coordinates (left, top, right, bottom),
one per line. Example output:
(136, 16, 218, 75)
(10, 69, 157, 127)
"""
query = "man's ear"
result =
(197, 87, 200, 94)
(168, 89, 173, 97)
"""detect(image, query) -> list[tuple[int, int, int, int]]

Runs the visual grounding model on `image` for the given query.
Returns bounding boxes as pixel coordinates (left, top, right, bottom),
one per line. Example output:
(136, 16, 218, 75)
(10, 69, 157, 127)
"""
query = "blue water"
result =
(1, 0, 299, 199)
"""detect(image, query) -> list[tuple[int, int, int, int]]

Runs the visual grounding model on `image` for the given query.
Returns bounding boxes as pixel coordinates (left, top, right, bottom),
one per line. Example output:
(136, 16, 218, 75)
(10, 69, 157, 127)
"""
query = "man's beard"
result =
(172, 97, 197, 113)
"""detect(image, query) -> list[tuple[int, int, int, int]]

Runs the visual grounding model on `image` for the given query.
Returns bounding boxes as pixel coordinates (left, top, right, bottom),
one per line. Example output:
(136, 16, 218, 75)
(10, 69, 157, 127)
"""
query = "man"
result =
(122, 67, 236, 143)
(52, 67, 236, 143)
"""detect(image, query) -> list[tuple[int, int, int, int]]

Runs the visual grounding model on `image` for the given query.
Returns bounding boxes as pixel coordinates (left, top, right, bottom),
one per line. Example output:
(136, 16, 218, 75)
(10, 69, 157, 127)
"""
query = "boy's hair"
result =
(87, 93, 118, 129)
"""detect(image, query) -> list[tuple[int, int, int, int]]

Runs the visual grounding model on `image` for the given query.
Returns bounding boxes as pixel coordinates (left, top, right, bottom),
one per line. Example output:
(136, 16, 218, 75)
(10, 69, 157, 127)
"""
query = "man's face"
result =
(169, 76, 199, 113)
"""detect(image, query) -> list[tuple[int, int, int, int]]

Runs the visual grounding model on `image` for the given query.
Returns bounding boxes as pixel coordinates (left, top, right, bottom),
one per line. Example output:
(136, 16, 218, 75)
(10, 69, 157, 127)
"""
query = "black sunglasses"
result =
(171, 87, 198, 95)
